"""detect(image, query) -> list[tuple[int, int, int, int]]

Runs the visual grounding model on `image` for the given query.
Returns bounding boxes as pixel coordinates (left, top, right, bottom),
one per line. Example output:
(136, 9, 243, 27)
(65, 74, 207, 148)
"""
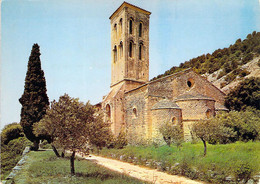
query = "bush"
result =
(253, 45, 260, 54)
(113, 130, 128, 149)
(242, 53, 254, 64)
(1, 136, 32, 179)
(239, 69, 250, 77)
(233, 162, 253, 183)
(211, 110, 260, 142)
(224, 72, 236, 83)
(225, 77, 260, 111)
(159, 122, 183, 148)
(217, 70, 226, 79)
(1, 123, 24, 145)
(220, 82, 227, 89)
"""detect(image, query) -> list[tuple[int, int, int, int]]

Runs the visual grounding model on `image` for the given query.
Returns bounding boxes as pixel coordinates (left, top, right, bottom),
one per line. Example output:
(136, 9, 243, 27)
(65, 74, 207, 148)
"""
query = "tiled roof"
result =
(110, 1, 151, 20)
(215, 102, 229, 111)
(152, 99, 181, 110)
(175, 90, 215, 101)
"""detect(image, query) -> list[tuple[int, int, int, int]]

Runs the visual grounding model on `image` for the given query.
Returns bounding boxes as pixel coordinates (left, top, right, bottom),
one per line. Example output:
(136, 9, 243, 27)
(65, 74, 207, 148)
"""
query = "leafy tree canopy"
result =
(33, 94, 113, 175)
(192, 108, 260, 156)
(1, 123, 24, 145)
(159, 122, 183, 148)
(225, 77, 260, 111)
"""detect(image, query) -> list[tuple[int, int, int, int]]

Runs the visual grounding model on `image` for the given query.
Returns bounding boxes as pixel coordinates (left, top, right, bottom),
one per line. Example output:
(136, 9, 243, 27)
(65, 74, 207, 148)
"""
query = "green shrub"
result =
(239, 69, 250, 77)
(1, 123, 24, 145)
(233, 162, 253, 183)
(242, 53, 254, 64)
(40, 140, 52, 149)
(220, 82, 227, 89)
(212, 110, 260, 142)
(224, 72, 236, 83)
(217, 70, 226, 79)
(225, 77, 260, 111)
(253, 45, 260, 54)
(159, 122, 183, 148)
(1, 136, 32, 179)
(113, 130, 128, 149)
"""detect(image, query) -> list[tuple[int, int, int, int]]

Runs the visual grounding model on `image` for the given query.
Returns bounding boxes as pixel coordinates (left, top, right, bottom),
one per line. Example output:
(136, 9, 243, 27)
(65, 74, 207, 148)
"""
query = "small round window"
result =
(187, 78, 194, 88)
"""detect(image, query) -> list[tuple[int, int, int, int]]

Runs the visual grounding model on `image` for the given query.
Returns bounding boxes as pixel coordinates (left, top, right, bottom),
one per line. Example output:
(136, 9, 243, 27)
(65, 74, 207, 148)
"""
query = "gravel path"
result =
(77, 153, 203, 184)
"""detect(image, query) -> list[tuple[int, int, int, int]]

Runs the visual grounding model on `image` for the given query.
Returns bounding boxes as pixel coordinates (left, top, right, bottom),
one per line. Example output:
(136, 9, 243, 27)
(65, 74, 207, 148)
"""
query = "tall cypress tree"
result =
(19, 44, 49, 150)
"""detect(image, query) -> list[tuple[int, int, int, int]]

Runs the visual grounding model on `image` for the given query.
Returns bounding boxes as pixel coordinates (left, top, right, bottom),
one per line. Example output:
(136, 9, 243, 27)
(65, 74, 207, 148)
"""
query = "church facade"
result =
(98, 2, 228, 144)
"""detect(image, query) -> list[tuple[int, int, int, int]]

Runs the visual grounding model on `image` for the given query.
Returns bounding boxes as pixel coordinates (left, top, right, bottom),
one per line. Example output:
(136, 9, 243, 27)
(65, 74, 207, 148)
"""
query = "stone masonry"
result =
(98, 2, 228, 144)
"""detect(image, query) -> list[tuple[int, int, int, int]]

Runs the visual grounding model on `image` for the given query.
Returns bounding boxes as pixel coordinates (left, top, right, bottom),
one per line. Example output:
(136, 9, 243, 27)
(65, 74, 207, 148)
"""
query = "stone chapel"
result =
(97, 2, 228, 143)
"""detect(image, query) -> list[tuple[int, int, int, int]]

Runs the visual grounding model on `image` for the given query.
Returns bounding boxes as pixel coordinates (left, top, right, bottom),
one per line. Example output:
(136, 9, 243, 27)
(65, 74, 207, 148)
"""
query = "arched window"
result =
(119, 41, 123, 58)
(119, 18, 123, 34)
(129, 19, 133, 34)
(133, 108, 137, 117)
(129, 41, 133, 58)
(172, 117, 177, 124)
(139, 23, 142, 37)
(139, 43, 143, 60)
(113, 45, 117, 63)
(114, 24, 117, 37)
(106, 104, 111, 120)
(206, 109, 211, 119)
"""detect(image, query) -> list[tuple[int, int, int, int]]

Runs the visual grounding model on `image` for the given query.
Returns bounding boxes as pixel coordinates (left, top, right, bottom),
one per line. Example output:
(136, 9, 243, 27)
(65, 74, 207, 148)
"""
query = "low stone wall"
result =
(2, 147, 30, 184)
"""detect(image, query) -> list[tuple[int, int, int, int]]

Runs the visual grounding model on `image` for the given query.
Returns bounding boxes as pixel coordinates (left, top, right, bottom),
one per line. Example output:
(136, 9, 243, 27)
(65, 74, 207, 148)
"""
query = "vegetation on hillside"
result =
(12, 150, 147, 184)
(1, 123, 32, 180)
(225, 77, 260, 111)
(97, 142, 260, 184)
(151, 31, 260, 83)
(19, 43, 49, 151)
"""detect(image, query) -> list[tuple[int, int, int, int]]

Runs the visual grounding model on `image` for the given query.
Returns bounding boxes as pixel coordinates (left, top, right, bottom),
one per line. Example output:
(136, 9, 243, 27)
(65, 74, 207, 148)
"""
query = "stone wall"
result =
(151, 108, 182, 143)
(125, 85, 148, 144)
(124, 69, 226, 143)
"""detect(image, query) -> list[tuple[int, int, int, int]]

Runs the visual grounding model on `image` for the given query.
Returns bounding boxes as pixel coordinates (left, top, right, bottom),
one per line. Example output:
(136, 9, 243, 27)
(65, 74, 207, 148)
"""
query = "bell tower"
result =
(109, 2, 151, 87)
(102, 2, 151, 136)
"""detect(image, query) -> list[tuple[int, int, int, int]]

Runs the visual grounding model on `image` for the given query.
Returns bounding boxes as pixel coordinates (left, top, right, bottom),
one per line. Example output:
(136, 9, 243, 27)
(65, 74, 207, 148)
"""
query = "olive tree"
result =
(34, 94, 112, 175)
(192, 119, 236, 156)
(159, 122, 183, 148)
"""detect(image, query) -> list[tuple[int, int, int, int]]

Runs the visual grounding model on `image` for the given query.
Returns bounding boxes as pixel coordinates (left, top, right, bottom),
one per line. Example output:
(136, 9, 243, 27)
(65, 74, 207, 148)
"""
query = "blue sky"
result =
(1, 0, 260, 130)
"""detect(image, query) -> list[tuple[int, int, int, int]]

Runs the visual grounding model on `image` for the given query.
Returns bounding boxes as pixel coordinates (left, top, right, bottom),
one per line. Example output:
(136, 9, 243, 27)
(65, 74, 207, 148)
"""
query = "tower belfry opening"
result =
(110, 2, 151, 87)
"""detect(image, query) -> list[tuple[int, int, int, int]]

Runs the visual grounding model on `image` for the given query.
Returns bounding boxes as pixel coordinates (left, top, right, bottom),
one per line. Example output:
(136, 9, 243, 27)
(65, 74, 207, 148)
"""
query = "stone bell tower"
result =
(102, 2, 151, 136)
(109, 2, 151, 87)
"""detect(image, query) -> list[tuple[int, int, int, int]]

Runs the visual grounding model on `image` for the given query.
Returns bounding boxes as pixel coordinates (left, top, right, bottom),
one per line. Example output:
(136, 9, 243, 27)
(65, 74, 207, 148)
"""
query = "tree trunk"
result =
(51, 145, 60, 157)
(70, 151, 76, 175)
(61, 150, 65, 158)
(202, 139, 207, 156)
(31, 140, 39, 151)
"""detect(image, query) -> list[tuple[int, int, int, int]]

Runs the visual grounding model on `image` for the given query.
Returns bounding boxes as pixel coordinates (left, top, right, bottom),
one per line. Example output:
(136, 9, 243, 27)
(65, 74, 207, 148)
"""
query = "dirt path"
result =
(77, 153, 203, 184)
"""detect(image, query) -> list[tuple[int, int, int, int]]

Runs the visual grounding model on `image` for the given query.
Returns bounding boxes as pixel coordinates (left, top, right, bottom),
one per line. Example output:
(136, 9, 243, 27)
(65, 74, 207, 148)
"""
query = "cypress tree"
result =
(19, 44, 49, 150)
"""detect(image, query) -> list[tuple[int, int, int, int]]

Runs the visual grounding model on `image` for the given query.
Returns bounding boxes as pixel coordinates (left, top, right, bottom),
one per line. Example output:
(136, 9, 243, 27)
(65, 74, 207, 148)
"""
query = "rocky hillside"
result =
(151, 31, 260, 94)
(205, 56, 260, 94)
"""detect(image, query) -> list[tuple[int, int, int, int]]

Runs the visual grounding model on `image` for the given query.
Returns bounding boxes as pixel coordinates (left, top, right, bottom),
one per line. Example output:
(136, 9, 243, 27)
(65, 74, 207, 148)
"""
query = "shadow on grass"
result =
(75, 172, 115, 181)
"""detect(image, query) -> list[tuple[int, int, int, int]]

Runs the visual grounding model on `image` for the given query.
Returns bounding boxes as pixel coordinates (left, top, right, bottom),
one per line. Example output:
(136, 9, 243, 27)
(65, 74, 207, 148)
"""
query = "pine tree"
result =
(19, 44, 49, 150)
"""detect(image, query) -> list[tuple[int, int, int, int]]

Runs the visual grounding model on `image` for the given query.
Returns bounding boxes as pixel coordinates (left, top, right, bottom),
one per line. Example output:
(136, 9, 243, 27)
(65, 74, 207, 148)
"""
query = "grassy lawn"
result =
(97, 141, 260, 183)
(12, 150, 148, 184)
